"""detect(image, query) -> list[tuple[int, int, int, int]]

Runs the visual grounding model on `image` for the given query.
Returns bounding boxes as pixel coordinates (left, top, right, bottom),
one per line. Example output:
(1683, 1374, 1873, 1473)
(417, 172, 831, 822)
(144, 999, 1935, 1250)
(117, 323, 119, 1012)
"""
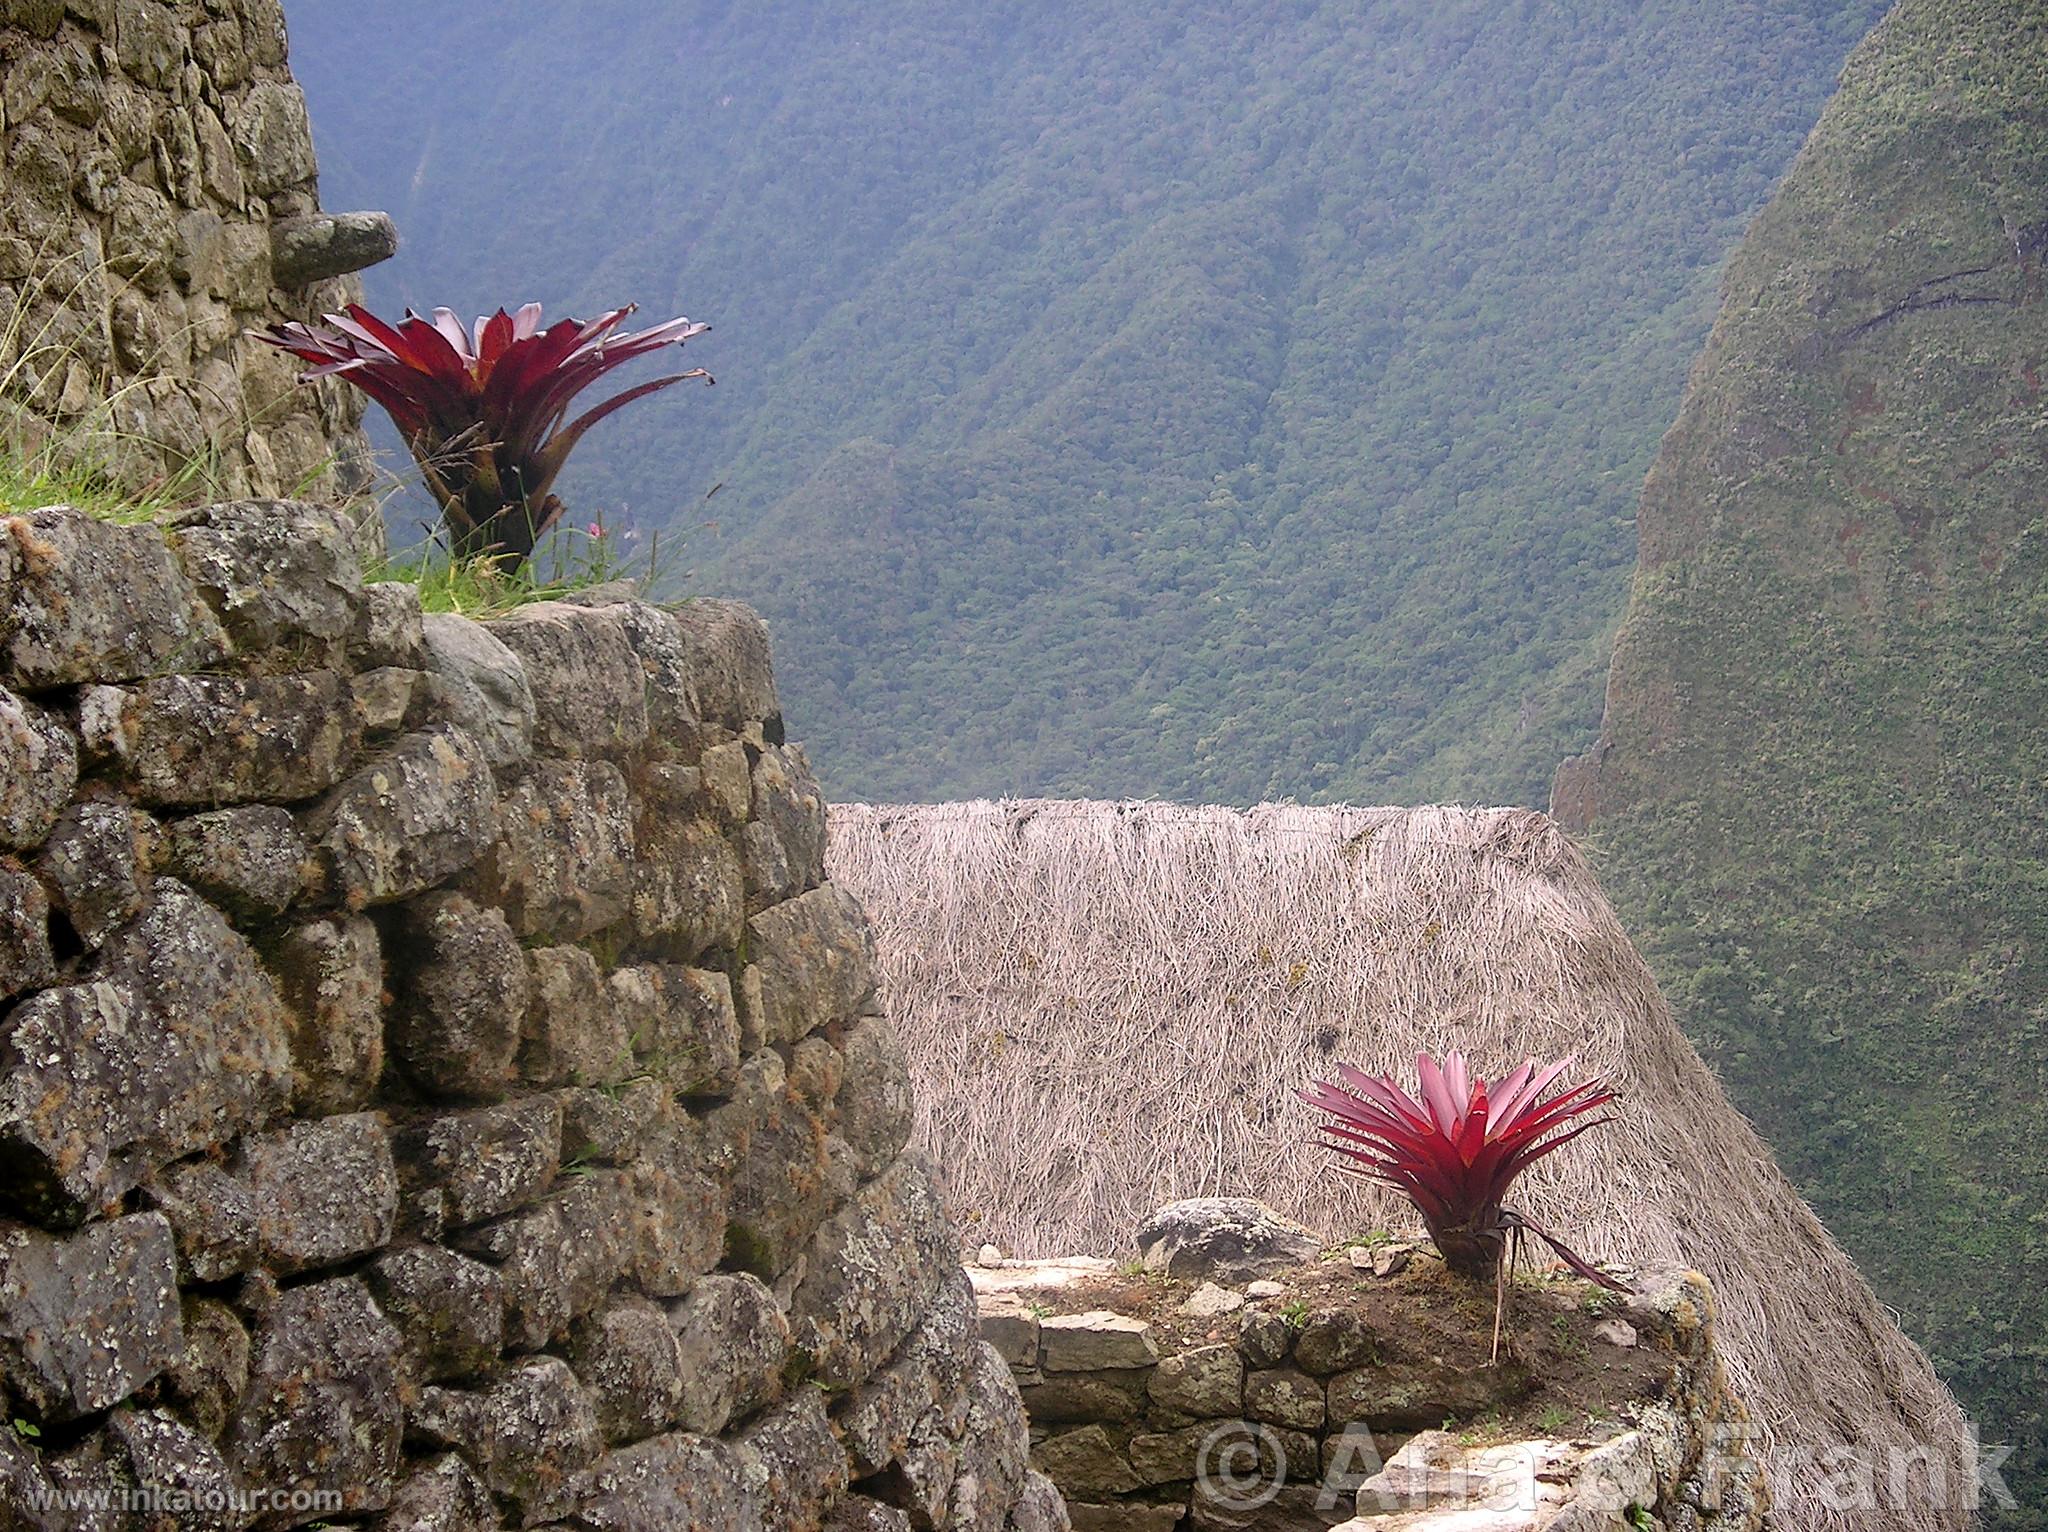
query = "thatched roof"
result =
(828, 799, 1973, 1532)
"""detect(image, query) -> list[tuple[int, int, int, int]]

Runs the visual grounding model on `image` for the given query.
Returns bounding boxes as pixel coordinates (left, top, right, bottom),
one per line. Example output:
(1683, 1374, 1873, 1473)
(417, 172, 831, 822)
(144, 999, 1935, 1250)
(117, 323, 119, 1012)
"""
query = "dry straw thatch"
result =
(828, 799, 1974, 1532)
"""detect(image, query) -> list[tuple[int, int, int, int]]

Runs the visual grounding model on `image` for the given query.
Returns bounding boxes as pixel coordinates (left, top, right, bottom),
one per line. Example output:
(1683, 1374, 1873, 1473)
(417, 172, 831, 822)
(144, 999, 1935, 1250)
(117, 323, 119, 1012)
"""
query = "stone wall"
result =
(973, 1238, 1763, 1532)
(0, 500, 1065, 1531)
(0, 0, 391, 497)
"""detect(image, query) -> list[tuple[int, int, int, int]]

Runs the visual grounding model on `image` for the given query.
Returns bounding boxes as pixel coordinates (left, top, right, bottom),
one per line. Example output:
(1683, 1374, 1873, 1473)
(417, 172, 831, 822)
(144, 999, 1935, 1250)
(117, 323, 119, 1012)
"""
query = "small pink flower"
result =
(587, 521, 605, 539)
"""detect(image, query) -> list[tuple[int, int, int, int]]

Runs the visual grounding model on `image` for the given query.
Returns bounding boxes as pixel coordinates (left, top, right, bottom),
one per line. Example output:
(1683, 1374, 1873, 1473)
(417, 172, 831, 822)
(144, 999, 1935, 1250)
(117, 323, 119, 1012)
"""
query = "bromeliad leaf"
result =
(256, 302, 712, 568)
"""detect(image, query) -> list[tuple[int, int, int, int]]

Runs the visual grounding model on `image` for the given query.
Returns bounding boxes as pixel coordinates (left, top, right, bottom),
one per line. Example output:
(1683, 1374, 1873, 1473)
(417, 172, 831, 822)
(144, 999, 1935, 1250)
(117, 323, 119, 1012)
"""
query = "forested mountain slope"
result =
(286, 0, 1882, 805)
(1554, 0, 2048, 1515)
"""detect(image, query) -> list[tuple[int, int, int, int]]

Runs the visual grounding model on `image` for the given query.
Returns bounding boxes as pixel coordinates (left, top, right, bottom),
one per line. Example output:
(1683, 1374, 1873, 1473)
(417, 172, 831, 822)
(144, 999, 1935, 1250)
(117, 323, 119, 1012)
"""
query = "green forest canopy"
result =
(287, 0, 1884, 808)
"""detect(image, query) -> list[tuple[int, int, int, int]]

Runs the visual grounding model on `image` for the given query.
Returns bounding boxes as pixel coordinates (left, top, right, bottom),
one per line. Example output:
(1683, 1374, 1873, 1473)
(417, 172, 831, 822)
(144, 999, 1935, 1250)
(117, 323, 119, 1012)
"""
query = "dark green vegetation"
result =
(286, 0, 1882, 805)
(1554, 0, 2048, 1516)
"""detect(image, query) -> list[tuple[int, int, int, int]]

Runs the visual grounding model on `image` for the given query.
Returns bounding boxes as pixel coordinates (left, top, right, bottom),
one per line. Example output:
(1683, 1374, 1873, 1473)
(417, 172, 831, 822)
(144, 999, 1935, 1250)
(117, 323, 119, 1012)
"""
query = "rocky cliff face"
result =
(1554, 0, 2048, 1507)
(0, 0, 390, 496)
(0, 501, 1063, 1530)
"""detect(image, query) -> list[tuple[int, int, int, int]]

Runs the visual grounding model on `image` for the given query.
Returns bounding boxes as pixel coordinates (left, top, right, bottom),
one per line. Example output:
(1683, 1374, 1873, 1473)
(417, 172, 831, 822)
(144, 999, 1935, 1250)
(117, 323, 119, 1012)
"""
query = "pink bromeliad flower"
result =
(257, 302, 711, 567)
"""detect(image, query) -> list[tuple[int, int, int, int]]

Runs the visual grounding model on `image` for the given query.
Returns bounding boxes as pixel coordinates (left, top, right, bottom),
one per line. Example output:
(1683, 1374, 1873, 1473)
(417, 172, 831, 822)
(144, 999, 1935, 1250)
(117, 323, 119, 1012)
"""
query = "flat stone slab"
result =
(967, 1258, 1118, 1297)
(1039, 1311, 1158, 1373)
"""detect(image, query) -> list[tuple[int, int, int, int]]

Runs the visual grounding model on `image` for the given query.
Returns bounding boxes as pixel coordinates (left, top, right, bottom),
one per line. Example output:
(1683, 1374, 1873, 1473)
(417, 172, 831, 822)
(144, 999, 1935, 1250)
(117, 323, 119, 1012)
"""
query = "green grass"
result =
(370, 505, 680, 617)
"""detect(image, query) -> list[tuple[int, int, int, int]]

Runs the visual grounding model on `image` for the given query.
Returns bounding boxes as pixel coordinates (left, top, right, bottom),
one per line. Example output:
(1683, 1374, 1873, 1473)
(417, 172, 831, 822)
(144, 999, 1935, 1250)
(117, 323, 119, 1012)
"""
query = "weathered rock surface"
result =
(396, 1095, 562, 1229)
(486, 601, 649, 757)
(0, 490, 1053, 1529)
(411, 1355, 601, 1515)
(167, 499, 364, 658)
(667, 598, 781, 733)
(384, 891, 528, 1099)
(469, 758, 632, 937)
(305, 726, 497, 906)
(0, 860, 56, 1000)
(669, 1271, 790, 1436)
(364, 1243, 503, 1383)
(2, 508, 227, 687)
(0, 688, 77, 849)
(270, 209, 398, 286)
(226, 1277, 403, 1520)
(32, 797, 146, 947)
(0, 1213, 184, 1421)
(1134, 1198, 1320, 1282)
(0, 882, 292, 1218)
(745, 883, 875, 1046)
(267, 913, 383, 1113)
(415, 612, 535, 767)
(610, 962, 742, 1096)
(167, 804, 309, 916)
(80, 671, 356, 807)
(521, 942, 632, 1088)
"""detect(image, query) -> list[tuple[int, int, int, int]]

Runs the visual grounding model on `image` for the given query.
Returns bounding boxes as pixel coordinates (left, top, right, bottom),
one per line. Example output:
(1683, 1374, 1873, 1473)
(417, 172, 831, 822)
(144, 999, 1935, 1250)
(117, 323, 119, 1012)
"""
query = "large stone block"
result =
(33, 799, 149, 950)
(626, 794, 743, 958)
(788, 1153, 955, 1389)
(555, 1430, 759, 1531)
(0, 881, 293, 1219)
(667, 1271, 789, 1437)
(363, 1243, 503, 1384)
(145, 1157, 260, 1281)
(411, 1356, 601, 1517)
(1010, 1471, 1075, 1532)
(736, 1387, 846, 1532)
(395, 1095, 562, 1229)
(1293, 1309, 1382, 1376)
(568, 1297, 686, 1446)
(1034, 1424, 1141, 1498)
(267, 914, 383, 1113)
(0, 1213, 183, 1422)
(557, 1078, 670, 1166)
(726, 1084, 853, 1280)
(231, 79, 316, 194)
(1040, 1312, 1158, 1373)
(104, 1407, 246, 1530)
(414, 612, 533, 768)
(239, 1112, 397, 1272)
(625, 1161, 724, 1297)
(161, 1295, 250, 1441)
(666, 599, 781, 732)
(520, 943, 632, 1088)
(743, 743, 827, 909)
(227, 1281, 401, 1524)
(167, 499, 365, 659)
(1134, 1199, 1320, 1283)
(0, 687, 76, 849)
(384, 891, 528, 1100)
(350, 582, 426, 669)
(609, 963, 740, 1095)
(0, 860, 54, 1000)
(467, 759, 631, 938)
(166, 804, 310, 918)
(1149, 1343, 1246, 1418)
(375, 1452, 497, 1532)
(743, 884, 875, 1046)
(305, 726, 497, 906)
(837, 1267, 978, 1477)
(946, 1343, 1032, 1523)
(79, 672, 356, 807)
(455, 1171, 634, 1351)
(485, 602, 648, 757)
(1, 507, 226, 687)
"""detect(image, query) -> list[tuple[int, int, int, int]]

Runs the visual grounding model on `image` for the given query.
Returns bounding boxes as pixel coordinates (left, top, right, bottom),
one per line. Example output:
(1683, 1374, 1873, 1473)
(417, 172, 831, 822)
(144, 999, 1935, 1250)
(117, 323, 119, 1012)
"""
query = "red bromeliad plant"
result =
(1299, 1051, 1625, 1290)
(256, 303, 711, 567)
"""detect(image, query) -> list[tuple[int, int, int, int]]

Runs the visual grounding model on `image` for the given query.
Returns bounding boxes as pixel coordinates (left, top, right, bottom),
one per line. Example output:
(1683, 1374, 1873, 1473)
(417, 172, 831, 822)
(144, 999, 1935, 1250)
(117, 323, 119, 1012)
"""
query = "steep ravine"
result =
(1555, 0, 2048, 1516)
